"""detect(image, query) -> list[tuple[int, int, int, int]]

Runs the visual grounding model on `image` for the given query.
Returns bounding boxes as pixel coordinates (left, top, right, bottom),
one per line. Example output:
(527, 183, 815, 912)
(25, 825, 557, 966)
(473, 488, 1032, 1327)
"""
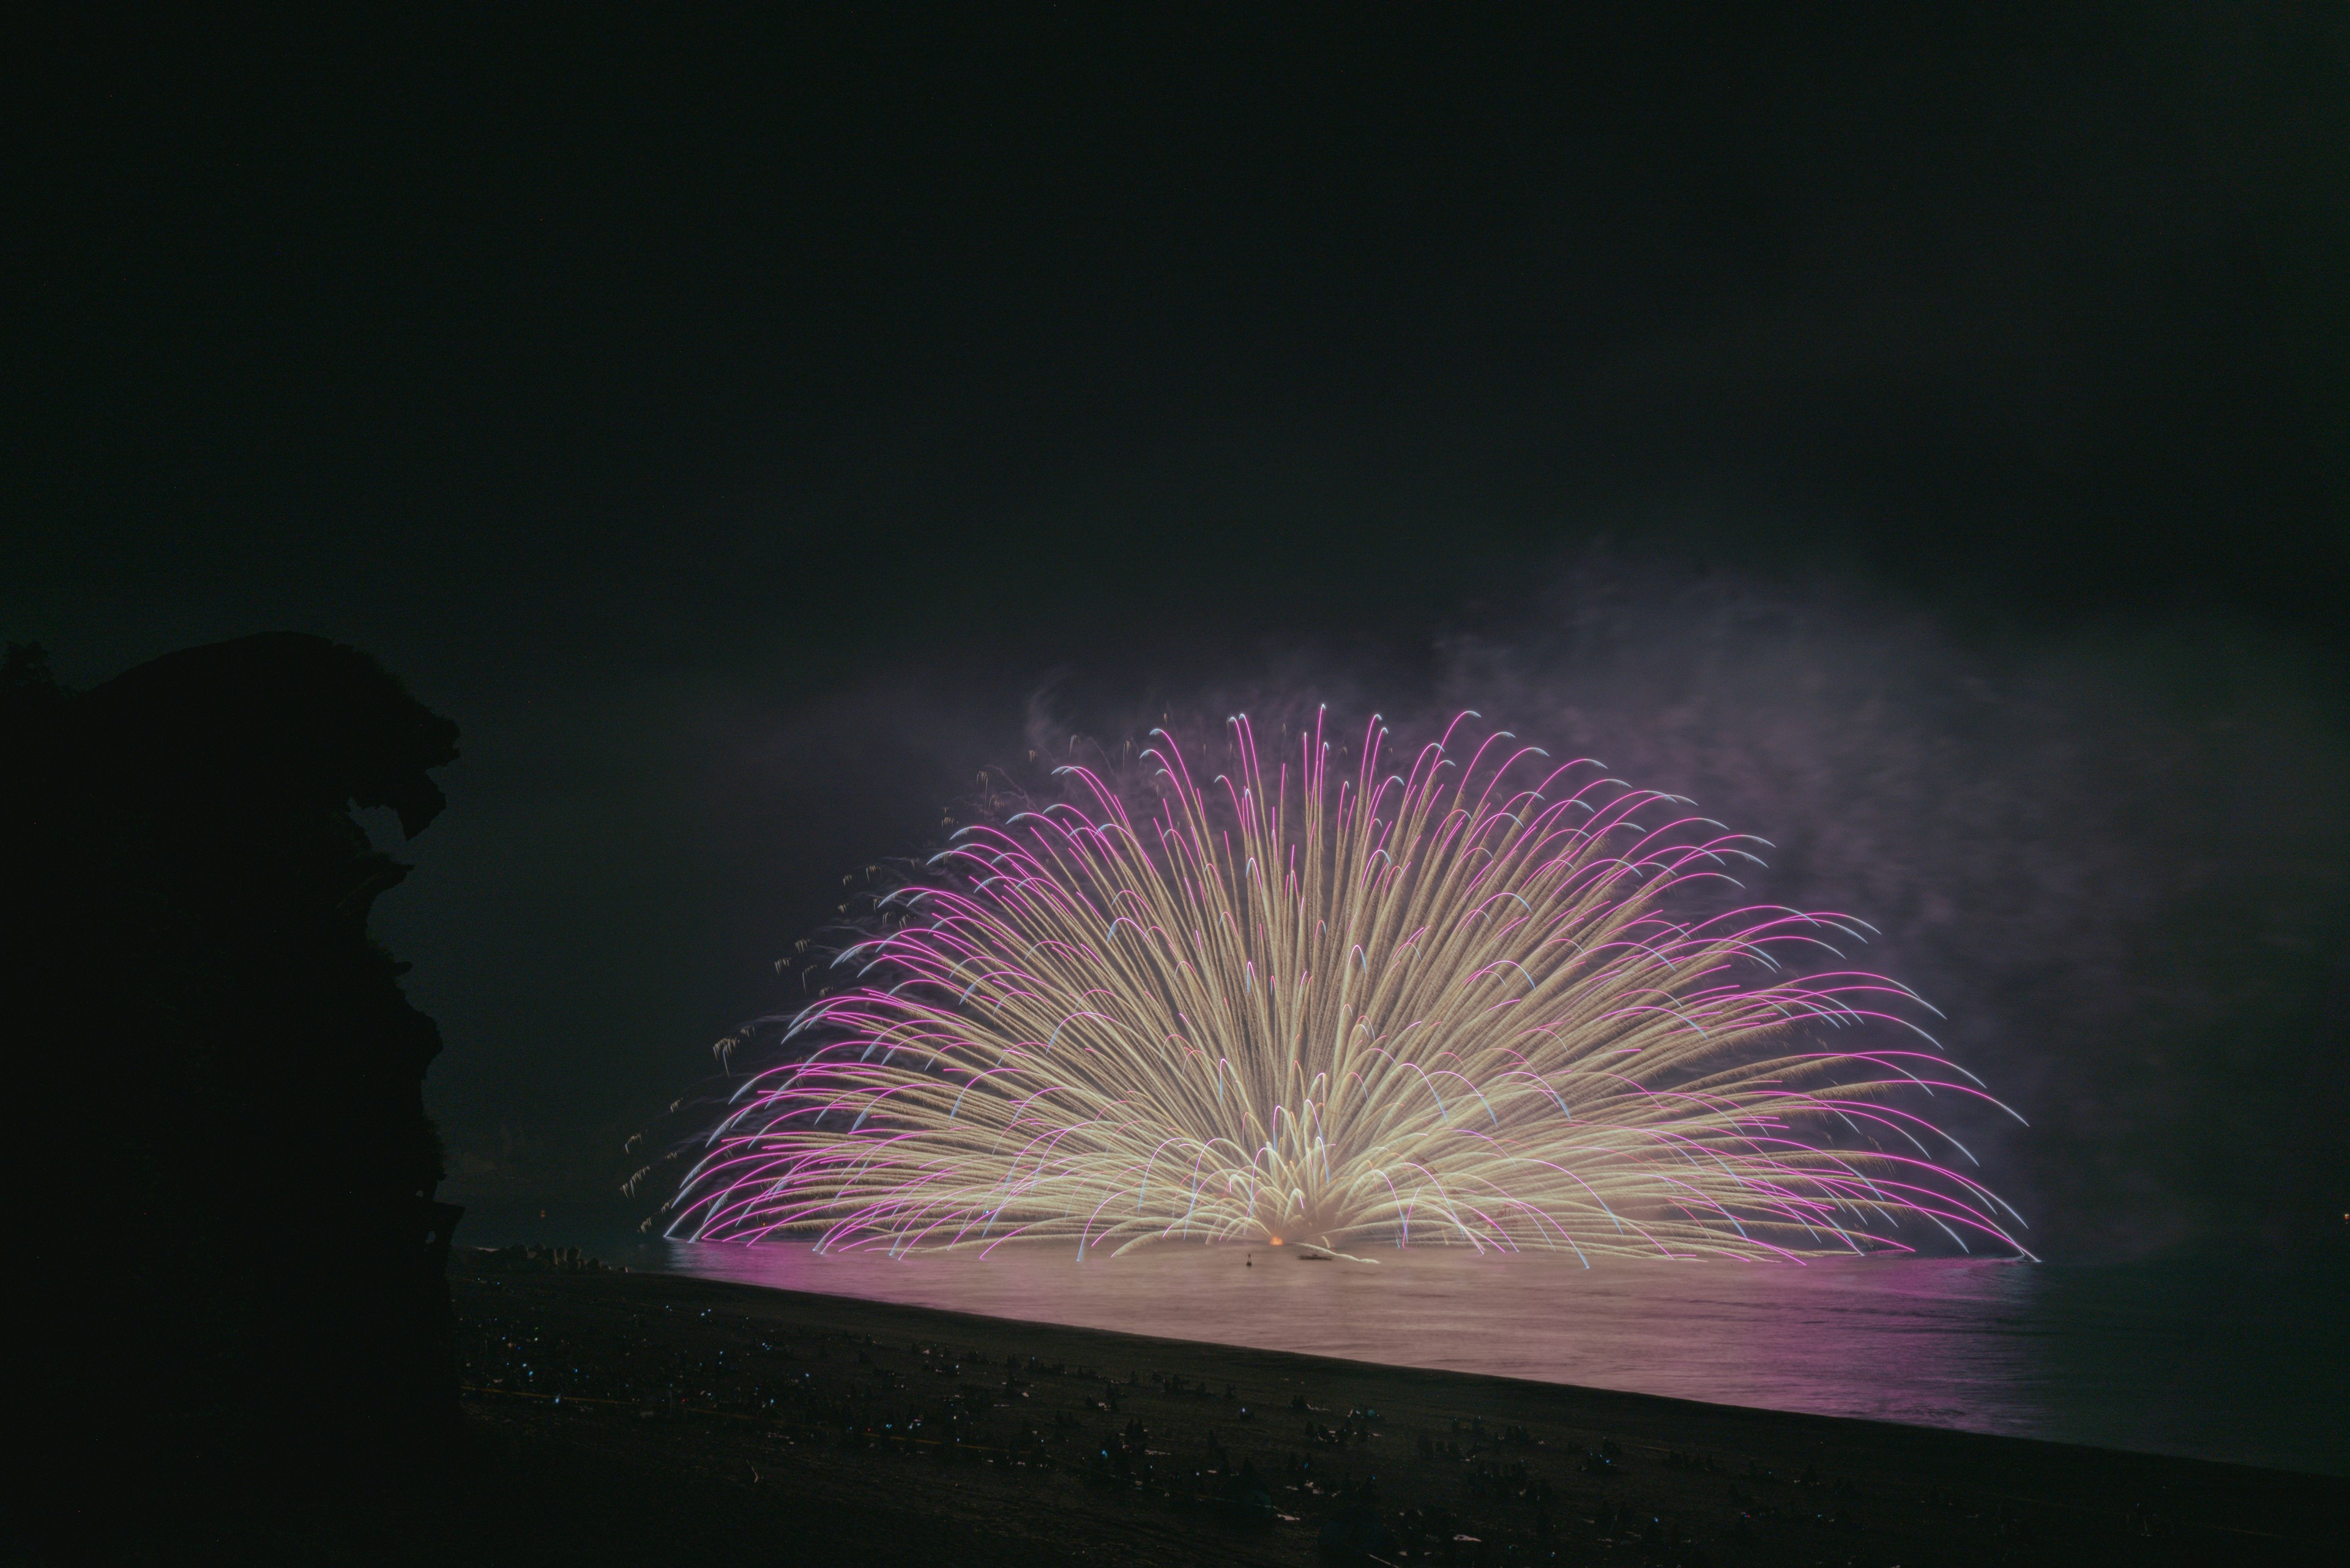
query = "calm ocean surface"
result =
(465, 1212, 2345, 1477)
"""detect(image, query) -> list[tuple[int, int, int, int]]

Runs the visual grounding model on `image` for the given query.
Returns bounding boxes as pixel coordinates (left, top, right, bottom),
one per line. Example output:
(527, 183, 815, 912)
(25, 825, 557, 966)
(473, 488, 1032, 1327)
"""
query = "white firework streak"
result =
(671, 711, 2030, 1262)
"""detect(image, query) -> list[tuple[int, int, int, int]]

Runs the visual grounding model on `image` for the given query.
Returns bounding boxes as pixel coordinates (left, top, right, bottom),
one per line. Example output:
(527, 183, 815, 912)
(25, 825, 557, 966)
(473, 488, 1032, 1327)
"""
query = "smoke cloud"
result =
(1023, 555, 2348, 1261)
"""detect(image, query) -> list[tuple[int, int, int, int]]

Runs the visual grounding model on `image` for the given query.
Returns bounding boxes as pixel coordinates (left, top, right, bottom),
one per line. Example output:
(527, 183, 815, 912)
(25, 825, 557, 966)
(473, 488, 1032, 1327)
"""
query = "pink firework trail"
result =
(670, 711, 2030, 1261)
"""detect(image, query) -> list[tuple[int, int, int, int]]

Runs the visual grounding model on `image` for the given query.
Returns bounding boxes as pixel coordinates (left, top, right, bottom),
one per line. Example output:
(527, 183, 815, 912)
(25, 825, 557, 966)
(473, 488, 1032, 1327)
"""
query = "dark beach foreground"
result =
(83, 1249, 2336, 1566)
(391, 1252, 2340, 1567)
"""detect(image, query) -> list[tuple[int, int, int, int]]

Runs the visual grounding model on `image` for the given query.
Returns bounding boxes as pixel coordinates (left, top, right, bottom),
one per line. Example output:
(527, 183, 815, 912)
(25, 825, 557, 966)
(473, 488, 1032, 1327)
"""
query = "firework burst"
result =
(671, 711, 2029, 1261)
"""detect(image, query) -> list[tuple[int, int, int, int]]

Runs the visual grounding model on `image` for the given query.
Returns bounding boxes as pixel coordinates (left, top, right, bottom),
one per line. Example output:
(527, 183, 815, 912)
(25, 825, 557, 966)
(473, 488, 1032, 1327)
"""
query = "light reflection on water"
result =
(655, 1241, 2344, 1477)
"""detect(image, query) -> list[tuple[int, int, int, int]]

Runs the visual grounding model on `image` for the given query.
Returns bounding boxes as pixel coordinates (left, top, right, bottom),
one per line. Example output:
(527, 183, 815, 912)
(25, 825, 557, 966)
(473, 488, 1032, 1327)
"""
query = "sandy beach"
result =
(430, 1252, 2338, 1566)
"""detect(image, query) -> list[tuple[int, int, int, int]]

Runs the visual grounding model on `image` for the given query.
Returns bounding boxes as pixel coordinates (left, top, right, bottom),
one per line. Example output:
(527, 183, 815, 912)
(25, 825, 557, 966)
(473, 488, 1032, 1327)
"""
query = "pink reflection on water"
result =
(665, 1242, 2042, 1436)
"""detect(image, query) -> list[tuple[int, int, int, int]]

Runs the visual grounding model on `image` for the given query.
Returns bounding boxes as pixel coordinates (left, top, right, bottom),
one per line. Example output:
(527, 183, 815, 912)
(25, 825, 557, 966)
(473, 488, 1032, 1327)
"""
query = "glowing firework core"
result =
(674, 713, 2027, 1261)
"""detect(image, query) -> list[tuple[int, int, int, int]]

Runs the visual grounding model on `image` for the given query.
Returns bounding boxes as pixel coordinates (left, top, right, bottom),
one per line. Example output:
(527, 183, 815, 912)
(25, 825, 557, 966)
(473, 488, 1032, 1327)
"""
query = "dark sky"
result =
(10, 9, 2345, 1260)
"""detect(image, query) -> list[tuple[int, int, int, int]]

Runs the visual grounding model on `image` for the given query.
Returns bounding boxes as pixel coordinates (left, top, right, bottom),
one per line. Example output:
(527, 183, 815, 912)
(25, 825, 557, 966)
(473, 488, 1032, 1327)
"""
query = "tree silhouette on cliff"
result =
(5, 633, 461, 1515)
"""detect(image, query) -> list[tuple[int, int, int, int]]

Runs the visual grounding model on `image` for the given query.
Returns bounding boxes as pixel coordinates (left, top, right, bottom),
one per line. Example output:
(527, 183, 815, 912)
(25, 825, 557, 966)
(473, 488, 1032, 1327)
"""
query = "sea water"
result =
(462, 1211, 2348, 1477)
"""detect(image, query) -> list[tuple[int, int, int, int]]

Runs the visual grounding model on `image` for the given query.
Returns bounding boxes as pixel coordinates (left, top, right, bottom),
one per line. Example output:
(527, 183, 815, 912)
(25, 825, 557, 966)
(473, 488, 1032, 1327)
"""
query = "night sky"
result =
(10, 10, 2345, 1260)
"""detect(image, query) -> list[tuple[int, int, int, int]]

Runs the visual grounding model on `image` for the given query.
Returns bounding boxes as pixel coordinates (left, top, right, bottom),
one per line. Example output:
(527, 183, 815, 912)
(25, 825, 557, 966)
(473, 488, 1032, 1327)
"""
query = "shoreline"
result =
(498, 1233, 2343, 1475)
(449, 1255, 2341, 1565)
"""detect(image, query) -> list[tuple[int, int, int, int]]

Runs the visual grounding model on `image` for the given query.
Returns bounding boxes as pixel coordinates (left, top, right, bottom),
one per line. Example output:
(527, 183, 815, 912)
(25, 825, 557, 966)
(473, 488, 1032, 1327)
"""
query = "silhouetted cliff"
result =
(4, 634, 460, 1513)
